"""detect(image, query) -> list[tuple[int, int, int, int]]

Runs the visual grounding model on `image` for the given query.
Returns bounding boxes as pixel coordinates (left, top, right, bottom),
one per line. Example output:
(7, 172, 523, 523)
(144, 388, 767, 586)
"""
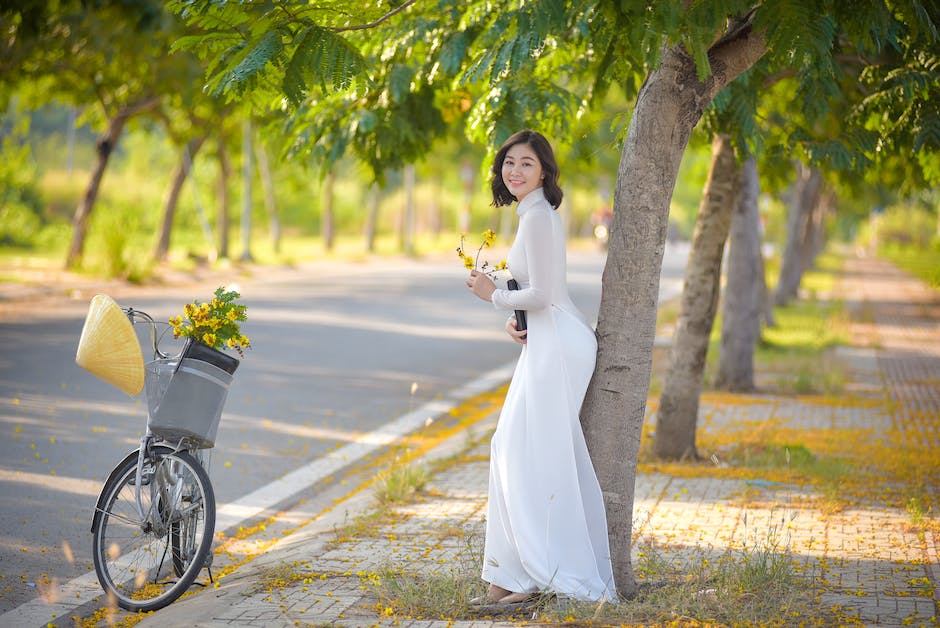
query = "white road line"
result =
(0, 361, 515, 628)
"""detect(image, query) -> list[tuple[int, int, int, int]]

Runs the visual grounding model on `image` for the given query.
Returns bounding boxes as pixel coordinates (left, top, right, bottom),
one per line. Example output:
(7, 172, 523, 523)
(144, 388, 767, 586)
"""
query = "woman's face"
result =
(501, 142, 543, 202)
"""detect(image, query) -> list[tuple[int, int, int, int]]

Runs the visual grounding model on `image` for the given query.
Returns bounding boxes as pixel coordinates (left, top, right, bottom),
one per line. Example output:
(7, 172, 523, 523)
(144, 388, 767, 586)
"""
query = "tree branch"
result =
(332, 0, 416, 33)
(706, 18, 767, 97)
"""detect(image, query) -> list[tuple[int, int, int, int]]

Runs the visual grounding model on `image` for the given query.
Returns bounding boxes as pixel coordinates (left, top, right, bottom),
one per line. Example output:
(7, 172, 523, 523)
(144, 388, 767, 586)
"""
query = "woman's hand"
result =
(466, 269, 496, 302)
(505, 317, 528, 344)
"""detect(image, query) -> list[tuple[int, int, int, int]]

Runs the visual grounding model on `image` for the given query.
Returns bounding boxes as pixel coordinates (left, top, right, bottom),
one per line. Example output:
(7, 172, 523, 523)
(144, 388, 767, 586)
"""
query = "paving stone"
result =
(128, 254, 940, 628)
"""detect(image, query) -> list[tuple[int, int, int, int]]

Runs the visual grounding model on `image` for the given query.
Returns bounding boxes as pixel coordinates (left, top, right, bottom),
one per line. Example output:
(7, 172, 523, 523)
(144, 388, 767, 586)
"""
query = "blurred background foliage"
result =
(0, 0, 937, 285)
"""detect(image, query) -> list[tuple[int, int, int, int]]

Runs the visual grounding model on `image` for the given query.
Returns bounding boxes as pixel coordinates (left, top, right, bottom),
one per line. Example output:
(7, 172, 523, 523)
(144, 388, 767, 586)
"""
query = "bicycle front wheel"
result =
(92, 446, 216, 612)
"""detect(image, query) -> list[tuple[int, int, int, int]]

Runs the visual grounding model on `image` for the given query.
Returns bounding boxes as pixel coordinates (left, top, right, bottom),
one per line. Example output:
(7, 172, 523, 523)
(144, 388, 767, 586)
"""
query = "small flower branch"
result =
(456, 230, 506, 279)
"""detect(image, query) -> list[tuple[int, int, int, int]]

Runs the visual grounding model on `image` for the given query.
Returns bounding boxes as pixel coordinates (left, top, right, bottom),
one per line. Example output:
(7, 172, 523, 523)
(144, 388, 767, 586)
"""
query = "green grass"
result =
(375, 524, 819, 626)
(752, 256, 850, 395)
(695, 251, 850, 396)
(373, 462, 430, 505)
(880, 243, 940, 289)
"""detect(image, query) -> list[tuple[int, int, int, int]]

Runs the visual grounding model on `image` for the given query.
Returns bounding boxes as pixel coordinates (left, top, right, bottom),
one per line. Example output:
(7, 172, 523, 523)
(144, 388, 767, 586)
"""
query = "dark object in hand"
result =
(507, 279, 527, 337)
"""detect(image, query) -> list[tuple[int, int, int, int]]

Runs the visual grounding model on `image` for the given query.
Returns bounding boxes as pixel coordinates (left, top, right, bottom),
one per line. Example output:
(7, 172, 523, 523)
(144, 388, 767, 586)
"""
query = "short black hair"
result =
(490, 130, 563, 208)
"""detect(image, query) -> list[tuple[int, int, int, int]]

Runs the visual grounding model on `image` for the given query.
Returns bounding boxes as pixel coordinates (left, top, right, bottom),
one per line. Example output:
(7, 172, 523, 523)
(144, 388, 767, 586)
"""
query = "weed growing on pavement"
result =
(373, 460, 429, 505)
(906, 496, 927, 526)
(250, 563, 305, 594)
(374, 524, 818, 626)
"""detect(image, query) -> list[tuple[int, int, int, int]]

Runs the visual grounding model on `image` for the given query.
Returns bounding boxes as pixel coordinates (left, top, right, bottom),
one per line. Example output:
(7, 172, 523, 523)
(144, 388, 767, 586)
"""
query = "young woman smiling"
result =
(465, 130, 616, 606)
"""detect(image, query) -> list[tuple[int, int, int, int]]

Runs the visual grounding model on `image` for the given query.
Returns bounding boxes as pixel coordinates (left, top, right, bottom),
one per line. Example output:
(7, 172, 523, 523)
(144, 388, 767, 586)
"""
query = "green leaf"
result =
(282, 24, 370, 104)
(214, 29, 284, 99)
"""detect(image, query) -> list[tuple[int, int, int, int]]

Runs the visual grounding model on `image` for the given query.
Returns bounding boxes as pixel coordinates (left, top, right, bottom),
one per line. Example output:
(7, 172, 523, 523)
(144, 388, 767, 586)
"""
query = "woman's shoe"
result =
(496, 591, 535, 605)
(469, 585, 512, 605)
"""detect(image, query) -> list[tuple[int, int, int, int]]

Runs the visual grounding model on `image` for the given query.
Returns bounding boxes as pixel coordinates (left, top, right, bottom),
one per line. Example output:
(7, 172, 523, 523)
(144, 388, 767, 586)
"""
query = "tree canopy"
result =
(168, 0, 938, 194)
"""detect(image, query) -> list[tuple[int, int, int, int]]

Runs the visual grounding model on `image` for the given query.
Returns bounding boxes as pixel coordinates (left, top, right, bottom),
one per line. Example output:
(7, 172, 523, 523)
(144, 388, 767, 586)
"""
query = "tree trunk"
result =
(322, 169, 335, 251)
(653, 134, 740, 460)
(459, 161, 473, 234)
(217, 141, 232, 259)
(65, 98, 161, 269)
(715, 155, 761, 392)
(430, 175, 443, 239)
(66, 118, 124, 268)
(240, 117, 254, 262)
(774, 163, 821, 305)
(757, 233, 775, 327)
(153, 137, 205, 263)
(66, 107, 77, 175)
(581, 30, 766, 600)
(401, 163, 415, 254)
(254, 139, 281, 255)
(806, 187, 832, 266)
(365, 182, 379, 253)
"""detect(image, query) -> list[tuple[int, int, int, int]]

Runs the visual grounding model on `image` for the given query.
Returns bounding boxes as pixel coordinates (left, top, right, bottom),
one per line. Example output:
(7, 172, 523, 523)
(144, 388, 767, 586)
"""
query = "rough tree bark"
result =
(65, 97, 159, 269)
(653, 134, 740, 460)
(774, 163, 821, 306)
(715, 155, 762, 392)
(580, 26, 766, 599)
(153, 137, 205, 263)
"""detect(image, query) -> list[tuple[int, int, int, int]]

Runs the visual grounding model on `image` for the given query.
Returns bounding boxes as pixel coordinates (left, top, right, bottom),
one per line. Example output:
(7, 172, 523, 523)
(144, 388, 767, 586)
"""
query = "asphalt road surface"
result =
(0, 244, 688, 617)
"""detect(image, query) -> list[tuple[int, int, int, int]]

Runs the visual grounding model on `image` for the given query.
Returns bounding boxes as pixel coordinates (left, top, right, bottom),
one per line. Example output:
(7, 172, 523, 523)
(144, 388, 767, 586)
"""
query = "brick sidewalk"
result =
(119, 254, 939, 627)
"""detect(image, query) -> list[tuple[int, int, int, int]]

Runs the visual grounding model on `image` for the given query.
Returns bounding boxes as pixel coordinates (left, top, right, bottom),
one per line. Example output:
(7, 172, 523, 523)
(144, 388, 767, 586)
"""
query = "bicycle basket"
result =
(145, 356, 234, 448)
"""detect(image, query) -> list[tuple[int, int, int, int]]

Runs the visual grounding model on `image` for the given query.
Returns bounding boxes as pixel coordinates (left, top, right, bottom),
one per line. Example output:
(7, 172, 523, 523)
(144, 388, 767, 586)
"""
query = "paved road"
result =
(0, 244, 688, 615)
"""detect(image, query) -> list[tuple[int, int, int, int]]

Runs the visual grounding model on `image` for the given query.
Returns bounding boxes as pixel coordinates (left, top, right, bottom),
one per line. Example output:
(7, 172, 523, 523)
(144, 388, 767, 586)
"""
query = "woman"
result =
(465, 130, 616, 604)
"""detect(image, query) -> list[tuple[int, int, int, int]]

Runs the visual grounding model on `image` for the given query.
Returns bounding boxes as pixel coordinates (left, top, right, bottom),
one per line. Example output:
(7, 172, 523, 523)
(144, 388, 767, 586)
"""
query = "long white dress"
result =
(483, 187, 616, 601)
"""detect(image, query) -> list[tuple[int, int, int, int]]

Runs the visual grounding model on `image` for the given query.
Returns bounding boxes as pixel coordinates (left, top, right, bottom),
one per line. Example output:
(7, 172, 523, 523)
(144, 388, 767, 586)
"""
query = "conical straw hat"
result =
(75, 294, 144, 396)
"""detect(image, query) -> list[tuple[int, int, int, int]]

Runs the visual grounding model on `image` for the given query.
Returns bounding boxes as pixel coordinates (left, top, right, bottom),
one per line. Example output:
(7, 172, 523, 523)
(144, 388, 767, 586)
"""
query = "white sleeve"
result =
(492, 210, 552, 312)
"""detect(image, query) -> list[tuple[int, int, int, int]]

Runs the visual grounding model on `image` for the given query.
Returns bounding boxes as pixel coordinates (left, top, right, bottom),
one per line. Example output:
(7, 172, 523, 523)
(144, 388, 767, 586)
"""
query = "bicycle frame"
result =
(123, 308, 187, 530)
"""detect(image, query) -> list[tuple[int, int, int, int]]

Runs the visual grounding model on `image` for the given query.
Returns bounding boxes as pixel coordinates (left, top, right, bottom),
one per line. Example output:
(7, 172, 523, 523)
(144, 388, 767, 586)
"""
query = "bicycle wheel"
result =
(171, 449, 213, 577)
(92, 446, 216, 612)
(170, 502, 213, 577)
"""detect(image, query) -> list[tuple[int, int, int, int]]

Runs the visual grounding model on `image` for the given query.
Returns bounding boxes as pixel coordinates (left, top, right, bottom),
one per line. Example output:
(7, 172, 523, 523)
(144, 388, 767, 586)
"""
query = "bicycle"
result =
(77, 295, 239, 612)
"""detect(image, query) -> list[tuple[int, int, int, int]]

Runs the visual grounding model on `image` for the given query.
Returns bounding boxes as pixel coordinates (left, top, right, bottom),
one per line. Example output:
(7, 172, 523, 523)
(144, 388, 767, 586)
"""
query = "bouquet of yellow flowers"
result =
(457, 229, 507, 278)
(169, 286, 250, 357)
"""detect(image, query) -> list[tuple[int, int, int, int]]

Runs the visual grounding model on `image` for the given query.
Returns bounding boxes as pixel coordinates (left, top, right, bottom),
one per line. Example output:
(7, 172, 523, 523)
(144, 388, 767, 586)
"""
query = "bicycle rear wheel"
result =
(92, 446, 215, 612)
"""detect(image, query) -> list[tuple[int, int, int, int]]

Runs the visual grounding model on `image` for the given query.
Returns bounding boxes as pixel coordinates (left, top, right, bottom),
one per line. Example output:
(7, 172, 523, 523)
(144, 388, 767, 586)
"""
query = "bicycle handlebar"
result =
(123, 307, 175, 360)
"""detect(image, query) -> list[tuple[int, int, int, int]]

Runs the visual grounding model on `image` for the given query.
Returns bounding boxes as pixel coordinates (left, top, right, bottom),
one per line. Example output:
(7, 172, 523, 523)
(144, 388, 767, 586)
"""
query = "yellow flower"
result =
(457, 230, 504, 278)
(172, 287, 249, 355)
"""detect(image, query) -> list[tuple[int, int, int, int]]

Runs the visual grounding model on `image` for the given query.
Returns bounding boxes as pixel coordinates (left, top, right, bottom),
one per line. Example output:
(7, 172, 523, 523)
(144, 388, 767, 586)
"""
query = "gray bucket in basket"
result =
(146, 357, 233, 448)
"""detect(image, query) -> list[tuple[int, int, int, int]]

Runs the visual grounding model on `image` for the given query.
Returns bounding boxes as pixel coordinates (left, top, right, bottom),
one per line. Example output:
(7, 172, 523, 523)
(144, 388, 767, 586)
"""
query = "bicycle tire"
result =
(171, 449, 213, 577)
(92, 446, 215, 612)
(170, 504, 213, 577)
